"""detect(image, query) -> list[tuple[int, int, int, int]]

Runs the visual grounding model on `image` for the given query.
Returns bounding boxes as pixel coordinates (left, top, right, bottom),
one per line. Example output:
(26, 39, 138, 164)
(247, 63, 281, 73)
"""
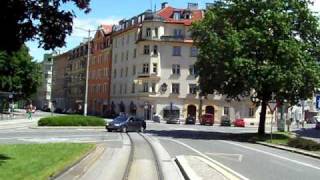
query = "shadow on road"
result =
(294, 128, 320, 142)
(0, 154, 10, 166)
(145, 129, 288, 143)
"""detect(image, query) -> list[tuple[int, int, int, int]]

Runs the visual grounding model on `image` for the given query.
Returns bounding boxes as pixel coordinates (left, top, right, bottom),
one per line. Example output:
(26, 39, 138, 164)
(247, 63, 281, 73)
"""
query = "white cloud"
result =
(71, 17, 120, 38)
(310, 0, 320, 13)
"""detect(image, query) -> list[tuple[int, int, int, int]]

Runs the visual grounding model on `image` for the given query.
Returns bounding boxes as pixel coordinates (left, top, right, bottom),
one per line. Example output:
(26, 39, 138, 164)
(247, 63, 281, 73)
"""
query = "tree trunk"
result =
(258, 98, 267, 135)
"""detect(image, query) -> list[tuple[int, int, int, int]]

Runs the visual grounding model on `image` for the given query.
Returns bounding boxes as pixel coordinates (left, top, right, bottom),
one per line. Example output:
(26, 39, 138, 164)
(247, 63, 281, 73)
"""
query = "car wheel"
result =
(107, 128, 112, 132)
(121, 126, 127, 133)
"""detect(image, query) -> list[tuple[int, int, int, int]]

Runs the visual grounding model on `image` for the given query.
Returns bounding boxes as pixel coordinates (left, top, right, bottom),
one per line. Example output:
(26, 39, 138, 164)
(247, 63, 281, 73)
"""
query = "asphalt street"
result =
(0, 117, 319, 180)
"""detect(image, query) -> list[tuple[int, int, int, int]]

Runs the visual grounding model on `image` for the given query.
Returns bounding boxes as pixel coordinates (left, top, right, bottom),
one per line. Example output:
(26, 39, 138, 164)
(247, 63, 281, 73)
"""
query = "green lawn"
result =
(0, 143, 94, 180)
(38, 115, 105, 126)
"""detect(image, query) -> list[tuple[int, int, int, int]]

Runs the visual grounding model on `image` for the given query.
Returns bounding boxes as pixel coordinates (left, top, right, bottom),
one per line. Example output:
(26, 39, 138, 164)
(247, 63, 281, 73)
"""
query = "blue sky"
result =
(26, 0, 320, 61)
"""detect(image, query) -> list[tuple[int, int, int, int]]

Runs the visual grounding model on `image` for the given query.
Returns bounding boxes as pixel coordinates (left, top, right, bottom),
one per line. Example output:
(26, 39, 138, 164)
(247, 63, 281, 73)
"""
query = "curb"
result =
(29, 126, 105, 129)
(50, 144, 104, 180)
(175, 156, 201, 180)
(256, 142, 320, 160)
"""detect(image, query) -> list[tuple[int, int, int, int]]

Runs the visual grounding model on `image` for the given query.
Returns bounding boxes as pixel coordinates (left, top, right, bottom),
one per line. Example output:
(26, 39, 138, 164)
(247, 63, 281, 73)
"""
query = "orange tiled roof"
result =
(157, 6, 203, 25)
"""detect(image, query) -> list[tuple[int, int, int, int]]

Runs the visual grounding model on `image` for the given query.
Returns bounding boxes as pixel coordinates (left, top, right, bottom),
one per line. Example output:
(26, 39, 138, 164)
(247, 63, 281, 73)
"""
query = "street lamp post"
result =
(84, 29, 91, 116)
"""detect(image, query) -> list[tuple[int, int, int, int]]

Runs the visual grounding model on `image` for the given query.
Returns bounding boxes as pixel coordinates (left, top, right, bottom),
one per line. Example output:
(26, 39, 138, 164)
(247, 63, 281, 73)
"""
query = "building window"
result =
(143, 63, 149, 73)
(143, 82, 148, 92)
(121, 37, 124, 46)
(124, 84, 127, 94)
(154, 27, 159, 38)
(120, 68, 123, 77)
(189, 84, 197, 94)
(173, 12, 180, 20)
(120, 84, 123, 94)
(153, 45, 158, 55)
(133, 48, 137, 58)
(174, 29, 183, 37)
(127, 34, 130, 44)
(189, 65, 196, 75)
(113, 69, 117, 78)
(224, 107, 229, 116)
(190, 47, 198, 57)
(133, 65, 136, 75)
(126, 51, 129, 60)
(114, 54, 118, 64)
(172, 83, 180, 94)
(113, 84, 116, 95)
(172, 46, 181, 56)
(249, 108, 255, 117)
(125, 67, 128, 77)
(132, 83, 135, 93)
(144, 45, 150, 55)
(152, 63, 157, 74)
(151, 83, 156, 93)
(146, 28, 151, 37)
(172, 64, 180, 75)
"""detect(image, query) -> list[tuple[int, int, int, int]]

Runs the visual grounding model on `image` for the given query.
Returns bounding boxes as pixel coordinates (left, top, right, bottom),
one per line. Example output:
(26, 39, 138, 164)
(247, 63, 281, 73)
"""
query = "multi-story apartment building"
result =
(34, 53, 54, 110)
(111, 3, 226, 121)
(88, 25, 113, 116)
(65, 43, 88, 113)
(52, 52, 69, 111)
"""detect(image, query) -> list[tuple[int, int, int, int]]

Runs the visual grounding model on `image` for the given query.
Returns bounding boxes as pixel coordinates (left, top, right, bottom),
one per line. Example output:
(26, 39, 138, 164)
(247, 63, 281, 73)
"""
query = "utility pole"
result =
(84, 29, 91, 116)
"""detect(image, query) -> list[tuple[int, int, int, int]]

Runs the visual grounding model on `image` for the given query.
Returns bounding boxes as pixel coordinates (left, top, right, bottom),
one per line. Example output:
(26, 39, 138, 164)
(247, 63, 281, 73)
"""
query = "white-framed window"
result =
(172, 64, 180, 75)
(189, 84, 197, 94)
(151, 83, 156, 93)
(125, 67, 128, 77)
(114, 54, 118, 64)
(153, 63, 157, 74)
(133, 48, 137, 58)
(153, 45, 158, 55)
(121, 37, 124, 46)
(143, 82, 148, 92)
(224, 107, 229, 116)
(144, 45, 150, 55)
(172, 46, 181, 56)
(154, 27, 159, 38)
(120, 68, 123, 77)
(124, 84, 127, 94)
(127, 34, 130, 44)
(143, 63, 149, 73)
(190, 47, 198, 57)
(133, 65, 136, 75)
(189, 65, 196, 75)
(174, 29, 183, 37)
(172, 83, 180, 94)
(146, 27, 151, 37)
(120, 84, 123, 94)
(131, 83, 135, 93)
(113, 69, 117, 78)
(121, 52, 124, 61)
(126, 50, 129, 60)
(173, 12, 180, 20)
(113, 84, 116, 95)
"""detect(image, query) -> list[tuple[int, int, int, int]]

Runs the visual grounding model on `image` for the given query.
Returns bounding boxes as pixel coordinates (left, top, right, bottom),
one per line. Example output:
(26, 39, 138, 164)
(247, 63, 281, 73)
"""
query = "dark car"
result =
(316, 119, 320, 130)
(200, 113, 214, 126)
(106, 116, 146, 133)
(185, 116, 196, 125)
(220, 116, 231, 126)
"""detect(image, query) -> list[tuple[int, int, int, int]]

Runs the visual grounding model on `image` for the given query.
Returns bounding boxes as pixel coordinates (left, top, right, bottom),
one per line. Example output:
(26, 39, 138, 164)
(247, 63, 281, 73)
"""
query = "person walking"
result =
(26, 104, 33, 120)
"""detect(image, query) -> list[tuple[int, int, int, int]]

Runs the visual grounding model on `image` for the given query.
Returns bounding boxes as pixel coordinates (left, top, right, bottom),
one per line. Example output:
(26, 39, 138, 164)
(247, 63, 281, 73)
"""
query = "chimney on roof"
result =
(161, 2, 168, 9)
(188, 3, 198, 10)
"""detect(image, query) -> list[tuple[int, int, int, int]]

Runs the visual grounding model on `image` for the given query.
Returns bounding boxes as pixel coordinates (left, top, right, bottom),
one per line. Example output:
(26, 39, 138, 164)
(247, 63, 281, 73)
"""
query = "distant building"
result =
(34, 53, 54, 110)
(65, 43, 88, 113)
(52, 52, 69, 111)
(88, 25, 113, 116)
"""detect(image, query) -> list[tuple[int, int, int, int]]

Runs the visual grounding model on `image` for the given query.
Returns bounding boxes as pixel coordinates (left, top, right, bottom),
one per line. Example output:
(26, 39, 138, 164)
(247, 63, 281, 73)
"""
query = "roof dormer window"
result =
(173, 12, 180, 20)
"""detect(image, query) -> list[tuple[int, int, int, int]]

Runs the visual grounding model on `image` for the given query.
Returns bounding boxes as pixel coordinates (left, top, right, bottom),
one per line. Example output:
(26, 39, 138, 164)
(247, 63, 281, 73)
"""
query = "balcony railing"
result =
(160, 35, 187, 42)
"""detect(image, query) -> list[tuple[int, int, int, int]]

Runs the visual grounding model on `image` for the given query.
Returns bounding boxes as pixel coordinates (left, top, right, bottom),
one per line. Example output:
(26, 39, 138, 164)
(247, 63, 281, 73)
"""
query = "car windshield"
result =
(113, 117, 127, 123)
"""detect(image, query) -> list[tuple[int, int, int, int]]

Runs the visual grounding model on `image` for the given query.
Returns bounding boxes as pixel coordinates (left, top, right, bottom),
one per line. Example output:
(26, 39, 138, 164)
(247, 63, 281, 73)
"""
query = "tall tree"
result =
(192, 0, 320, 135)
(0, 46, 42, 99)
(0, 0, 91, 53)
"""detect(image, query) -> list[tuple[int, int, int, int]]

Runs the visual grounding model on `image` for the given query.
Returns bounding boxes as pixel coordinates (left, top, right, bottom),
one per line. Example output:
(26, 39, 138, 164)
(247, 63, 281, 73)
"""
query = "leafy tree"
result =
(0, 46, 42, 99)
(192, 0, 320, 135)
(0, 0, 91, 53)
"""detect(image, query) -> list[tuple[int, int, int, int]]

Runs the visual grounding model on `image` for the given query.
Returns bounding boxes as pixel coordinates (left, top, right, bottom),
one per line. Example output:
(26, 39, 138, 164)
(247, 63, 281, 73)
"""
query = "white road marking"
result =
(206, 153, 243, 162)
(221, 140, 320, 171)
(161, 137, 249, 180)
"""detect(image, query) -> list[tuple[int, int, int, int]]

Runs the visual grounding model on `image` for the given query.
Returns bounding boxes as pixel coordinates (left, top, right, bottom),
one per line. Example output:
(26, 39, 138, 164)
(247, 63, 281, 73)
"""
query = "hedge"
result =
(288, 137, 320, 151)
(38, 115, 105, 126)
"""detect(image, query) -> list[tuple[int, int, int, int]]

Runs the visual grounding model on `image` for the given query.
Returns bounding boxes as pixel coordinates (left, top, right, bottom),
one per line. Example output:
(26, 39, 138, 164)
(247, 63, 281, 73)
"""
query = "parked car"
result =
(165, 115, 181, 124)
(106, 116, 146, 133)
(220, 116, 231, 126)
(310, 116, 320, 124)
(234, 118, 245, 127)
(185, 116, 196, 125)
(200, 113, 214, 126)
(315, 118, 320, 129)
(153, 114, 161, 123)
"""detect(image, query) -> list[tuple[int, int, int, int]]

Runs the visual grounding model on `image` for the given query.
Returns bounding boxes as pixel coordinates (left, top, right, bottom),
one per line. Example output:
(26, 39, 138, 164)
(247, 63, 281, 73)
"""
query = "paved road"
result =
(0, 119, 319, 180)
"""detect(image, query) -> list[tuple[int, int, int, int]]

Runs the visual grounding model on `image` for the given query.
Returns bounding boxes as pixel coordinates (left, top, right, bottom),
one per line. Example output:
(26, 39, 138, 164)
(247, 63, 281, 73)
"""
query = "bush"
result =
(288, 137, 320, 151)
(38, 115, 105, 126)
